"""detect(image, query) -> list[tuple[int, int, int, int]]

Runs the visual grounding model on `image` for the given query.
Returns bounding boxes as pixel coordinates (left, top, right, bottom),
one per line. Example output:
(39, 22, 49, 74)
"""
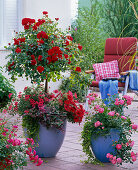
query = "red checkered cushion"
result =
(93, 60, 120, 81)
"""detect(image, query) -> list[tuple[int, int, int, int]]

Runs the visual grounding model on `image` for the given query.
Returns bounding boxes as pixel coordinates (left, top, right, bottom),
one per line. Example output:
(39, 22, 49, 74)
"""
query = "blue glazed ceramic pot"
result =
(24, 120, 66, 158)
(91, 128, 120, 162)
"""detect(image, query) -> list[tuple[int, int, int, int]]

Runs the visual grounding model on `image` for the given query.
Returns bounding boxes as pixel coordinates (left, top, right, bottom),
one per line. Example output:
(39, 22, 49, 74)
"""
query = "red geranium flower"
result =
(15, 47, 22, 53)
(37, 66, 44, 73)
(75, 67, 81, 72)
(78, 44, 82, 51)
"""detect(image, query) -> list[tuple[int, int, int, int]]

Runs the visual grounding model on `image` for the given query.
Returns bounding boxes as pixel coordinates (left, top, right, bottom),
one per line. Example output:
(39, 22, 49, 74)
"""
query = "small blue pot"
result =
(91, 129, 120, 162)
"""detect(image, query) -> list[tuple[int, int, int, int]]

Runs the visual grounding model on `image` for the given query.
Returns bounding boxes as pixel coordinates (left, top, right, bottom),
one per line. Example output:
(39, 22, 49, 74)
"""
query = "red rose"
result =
(55, 18, 59, 21)
(67, 35, 73, 41)
(37, 39, 44, 45)
(78, 44, 82, 51)
(43, 11, 48, 15)
(32, 25, 37, 31)
(38, 55, 43, 61)
(14, 38, 19, 45)
(31, 55, 35, 60)
(75, 67, 81, 72)
(19, 37, 25, 43)
(65, 40, 69, 46)
(15, 47, 22, 53)
(37, 66, 44, 73)
(64, 54, 69, 59)
(37, 31, 48, 39)
(24, 25, 29, 30)
(31, 59, 37, 65)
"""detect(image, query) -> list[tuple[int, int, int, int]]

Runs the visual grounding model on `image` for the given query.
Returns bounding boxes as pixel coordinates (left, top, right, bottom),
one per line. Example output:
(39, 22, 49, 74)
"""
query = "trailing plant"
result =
(5, 85, 85, 139)
(71, 0, 106, 70)
(59, 69, 91, 102)
(81, 93, 137, 165)
(0, 66, 16, 109)
(5, 11, 82, 92)
(102, 0, 138, 37)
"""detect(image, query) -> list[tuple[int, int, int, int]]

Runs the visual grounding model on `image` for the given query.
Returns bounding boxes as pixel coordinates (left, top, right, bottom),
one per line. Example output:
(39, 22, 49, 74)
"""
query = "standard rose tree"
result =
(5, 11, 82, 92)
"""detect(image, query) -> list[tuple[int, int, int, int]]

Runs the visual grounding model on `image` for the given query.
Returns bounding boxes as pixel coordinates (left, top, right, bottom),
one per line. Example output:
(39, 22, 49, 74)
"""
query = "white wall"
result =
(23, 0, 71, 30)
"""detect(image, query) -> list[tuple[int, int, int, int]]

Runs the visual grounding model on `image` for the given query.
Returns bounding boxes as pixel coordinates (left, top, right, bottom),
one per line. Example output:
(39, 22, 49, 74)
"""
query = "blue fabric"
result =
(129, 70, 138, 91)
(99, 80, 118, 105)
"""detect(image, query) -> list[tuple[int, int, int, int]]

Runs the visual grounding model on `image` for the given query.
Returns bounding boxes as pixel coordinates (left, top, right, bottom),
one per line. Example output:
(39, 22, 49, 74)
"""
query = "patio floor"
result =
(22, 93, 138, 170)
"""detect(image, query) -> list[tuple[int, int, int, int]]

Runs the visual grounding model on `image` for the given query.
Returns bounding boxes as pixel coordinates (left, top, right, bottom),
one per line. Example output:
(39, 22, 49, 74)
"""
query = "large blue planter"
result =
(24, 120, 66, 158)
(91, 129, 120, 162)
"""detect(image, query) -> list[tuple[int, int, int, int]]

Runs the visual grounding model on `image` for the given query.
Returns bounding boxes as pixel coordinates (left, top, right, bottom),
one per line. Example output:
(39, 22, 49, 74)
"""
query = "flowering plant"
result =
(0, 115, 43, 170)
(5, 11, 82, 92)
(6, 85, 85, 139)
(81, 93, 137, 165)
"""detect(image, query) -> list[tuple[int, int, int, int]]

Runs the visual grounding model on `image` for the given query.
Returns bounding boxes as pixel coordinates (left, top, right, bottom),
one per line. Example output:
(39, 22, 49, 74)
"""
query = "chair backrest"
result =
(104, 37, 137, 73)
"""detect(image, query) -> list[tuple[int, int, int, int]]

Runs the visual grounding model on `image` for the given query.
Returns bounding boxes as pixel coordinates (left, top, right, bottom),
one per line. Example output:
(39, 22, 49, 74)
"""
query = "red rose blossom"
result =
(43, 11, 48, 15)
(38, 55, 43, 61)
(37, 66, 44, 73)
(31, 59, 37, 65)
(55, 18, 59, 21)
(15, 47, 22, 53)
(67, 35, 73, 41)
(75, 67, 81, 72)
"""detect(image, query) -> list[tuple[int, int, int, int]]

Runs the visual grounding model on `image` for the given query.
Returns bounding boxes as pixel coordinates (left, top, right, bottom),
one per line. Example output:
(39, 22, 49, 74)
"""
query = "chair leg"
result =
(85, 88, 92, 111)
(123, 75, 129, 96)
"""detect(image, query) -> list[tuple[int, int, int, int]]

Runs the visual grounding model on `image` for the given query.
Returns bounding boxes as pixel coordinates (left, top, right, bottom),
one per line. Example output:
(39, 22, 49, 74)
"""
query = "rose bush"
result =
(5, 85, 85, 139)
(5, 11, 82, 92)
(0, 115, 43, 170)
(81, 93, 137, 165)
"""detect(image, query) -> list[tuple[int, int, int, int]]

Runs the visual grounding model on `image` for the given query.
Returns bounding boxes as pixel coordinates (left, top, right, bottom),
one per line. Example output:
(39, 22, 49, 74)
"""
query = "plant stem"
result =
(45, 78, 48, 93)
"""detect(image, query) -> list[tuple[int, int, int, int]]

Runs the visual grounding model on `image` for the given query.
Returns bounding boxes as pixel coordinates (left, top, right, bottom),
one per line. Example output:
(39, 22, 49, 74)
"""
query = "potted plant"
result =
(81, 93, 137, 165)
(0, 66, 16, 109)
(6, 85, 85, 157)
(0, 112, 43, 170)
(5, 11, 82, 93)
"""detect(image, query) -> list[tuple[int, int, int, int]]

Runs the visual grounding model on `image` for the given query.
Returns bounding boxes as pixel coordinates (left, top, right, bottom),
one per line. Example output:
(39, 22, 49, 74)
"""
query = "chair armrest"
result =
(85, 70, 95, 74)
(120, 72, 129, 76)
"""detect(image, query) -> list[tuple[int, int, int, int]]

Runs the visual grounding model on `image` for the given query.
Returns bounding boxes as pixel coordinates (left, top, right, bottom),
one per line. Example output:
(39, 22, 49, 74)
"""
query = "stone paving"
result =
(21, 93, 138, 170)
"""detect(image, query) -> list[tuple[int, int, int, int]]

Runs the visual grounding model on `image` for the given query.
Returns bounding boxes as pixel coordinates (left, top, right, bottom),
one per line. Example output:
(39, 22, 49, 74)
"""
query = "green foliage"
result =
(0, 66, 16, 108)
(59, 71, 91, 102)
(71, 0, 106, 70)
(81, 93, 137, 165)
(103, 0, 138, 37)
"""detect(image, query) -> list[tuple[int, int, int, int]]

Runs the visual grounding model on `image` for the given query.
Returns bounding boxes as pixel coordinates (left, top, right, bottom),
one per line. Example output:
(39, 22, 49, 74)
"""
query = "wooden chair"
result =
(85, 37, 137, 95)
